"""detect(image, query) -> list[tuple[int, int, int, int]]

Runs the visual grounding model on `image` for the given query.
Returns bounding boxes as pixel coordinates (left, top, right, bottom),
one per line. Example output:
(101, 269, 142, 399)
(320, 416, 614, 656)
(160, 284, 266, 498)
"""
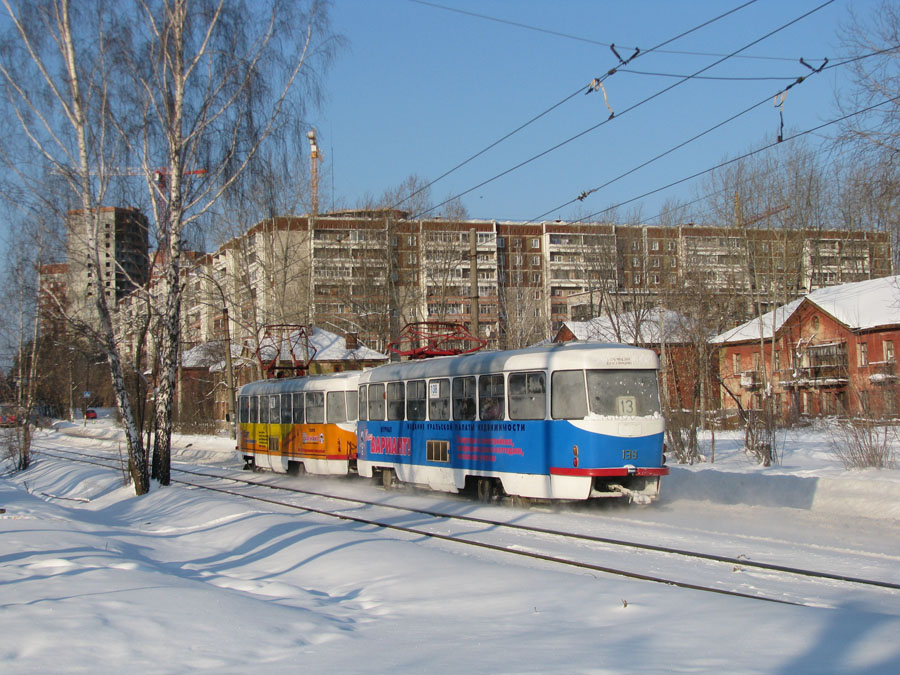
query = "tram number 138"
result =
(622, 449, 638, 460)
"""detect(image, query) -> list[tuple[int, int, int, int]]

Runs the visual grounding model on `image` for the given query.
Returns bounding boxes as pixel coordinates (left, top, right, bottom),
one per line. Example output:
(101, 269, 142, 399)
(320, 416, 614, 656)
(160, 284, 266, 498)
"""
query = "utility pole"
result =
(469, 228, 479, 339)
(307, 129, 319, 218)
(307, 129, 319, 331)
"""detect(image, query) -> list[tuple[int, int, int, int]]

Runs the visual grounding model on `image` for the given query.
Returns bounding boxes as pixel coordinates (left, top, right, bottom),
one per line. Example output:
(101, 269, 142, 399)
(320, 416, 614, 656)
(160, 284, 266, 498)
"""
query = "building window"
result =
(733, 353, 741, 375)
(532, 255, 540, 266)
(858, 343, 869, 367)
(531, 238, 539, 249)
(884, 340, 895, 362)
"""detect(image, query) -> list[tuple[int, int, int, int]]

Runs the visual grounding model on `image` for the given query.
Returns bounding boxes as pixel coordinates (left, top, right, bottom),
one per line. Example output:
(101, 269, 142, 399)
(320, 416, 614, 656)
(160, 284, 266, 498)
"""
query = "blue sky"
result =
(316, 0, 858, 223)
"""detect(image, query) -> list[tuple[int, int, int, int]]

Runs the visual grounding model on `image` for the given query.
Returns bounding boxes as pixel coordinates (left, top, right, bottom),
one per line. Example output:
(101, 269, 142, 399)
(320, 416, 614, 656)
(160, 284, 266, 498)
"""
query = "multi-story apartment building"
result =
(165, 211, 890, 360)
(61, 207, 150, 328)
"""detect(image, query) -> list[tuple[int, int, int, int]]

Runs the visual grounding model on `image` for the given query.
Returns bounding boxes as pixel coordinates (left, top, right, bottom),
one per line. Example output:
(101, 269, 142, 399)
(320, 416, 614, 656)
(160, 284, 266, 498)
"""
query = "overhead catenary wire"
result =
(531, 46, 894, 224)
(408, 0, 821, 63)
(395, 0, 761, 210)
(411, 0, 836, 221)
(572, 94, 900, 225)
(530, 59, 833, 222)
(618, 69, 808, 81)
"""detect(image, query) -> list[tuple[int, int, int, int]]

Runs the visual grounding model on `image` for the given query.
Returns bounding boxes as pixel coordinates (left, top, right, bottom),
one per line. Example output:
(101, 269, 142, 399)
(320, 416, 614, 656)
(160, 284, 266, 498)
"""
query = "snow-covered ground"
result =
(2, 412, 899, 673)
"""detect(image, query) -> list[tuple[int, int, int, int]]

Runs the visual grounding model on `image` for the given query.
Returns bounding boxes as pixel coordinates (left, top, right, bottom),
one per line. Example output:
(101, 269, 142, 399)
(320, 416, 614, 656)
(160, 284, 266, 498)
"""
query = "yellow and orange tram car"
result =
(237, 371, 360, 475)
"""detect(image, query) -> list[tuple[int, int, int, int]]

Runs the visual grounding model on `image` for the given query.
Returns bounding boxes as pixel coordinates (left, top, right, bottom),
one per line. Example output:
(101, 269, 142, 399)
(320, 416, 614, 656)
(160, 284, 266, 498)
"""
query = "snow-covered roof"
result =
(181, 342, 227, 368)
(187, 327, 388, 371)
(560, 308, 695, 344)
(712, 275, 900, 344)
(710, 298, 804, 344)
(256, 326, 388, 363)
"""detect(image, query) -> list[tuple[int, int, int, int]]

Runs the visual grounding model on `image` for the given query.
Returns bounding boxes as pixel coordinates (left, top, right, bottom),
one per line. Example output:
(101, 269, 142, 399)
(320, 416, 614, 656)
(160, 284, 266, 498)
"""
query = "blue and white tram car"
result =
(356, 342, 667, 502)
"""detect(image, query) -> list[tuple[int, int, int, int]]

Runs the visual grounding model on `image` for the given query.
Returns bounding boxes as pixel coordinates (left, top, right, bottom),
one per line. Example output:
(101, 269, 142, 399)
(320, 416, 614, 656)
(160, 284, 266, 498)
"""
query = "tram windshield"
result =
(585, 369, 660, 417)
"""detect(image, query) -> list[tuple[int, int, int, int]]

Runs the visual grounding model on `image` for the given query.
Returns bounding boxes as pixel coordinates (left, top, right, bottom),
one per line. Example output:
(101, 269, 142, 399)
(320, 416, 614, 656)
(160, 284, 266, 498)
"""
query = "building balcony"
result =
(783, 365, 849, 388)
(739, 370, 762, 390)
(868, 360, 897, 385)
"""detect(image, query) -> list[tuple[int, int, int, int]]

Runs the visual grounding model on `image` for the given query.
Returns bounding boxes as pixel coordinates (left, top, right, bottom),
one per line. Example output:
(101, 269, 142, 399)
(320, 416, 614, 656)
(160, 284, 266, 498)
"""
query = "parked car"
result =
(84, 408, 97, 420)
(0, 404, 17, 427)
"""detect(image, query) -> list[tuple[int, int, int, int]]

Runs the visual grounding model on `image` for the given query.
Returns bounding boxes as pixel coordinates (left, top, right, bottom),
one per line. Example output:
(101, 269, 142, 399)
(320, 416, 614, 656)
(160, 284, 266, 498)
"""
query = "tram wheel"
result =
(476, 478, 495, 503)
(381, 468, 394, 489)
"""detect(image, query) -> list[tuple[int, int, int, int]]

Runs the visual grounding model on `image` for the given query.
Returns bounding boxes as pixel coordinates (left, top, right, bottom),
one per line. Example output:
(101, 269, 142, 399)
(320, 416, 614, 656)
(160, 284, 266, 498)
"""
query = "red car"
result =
(0, 405, 17, 427)
(85, 408, 98, 420)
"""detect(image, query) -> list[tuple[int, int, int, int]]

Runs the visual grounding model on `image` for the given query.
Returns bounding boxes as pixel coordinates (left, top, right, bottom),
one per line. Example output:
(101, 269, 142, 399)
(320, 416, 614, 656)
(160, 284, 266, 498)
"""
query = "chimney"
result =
(345, 332, 359, 350)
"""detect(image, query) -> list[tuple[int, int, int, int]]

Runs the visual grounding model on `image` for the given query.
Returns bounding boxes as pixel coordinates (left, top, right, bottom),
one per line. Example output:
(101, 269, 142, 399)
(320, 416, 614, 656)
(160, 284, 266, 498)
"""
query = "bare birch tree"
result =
(0, 0, 154, 491)
(102, 0, 337, 485)
(0, 0, 338, 490)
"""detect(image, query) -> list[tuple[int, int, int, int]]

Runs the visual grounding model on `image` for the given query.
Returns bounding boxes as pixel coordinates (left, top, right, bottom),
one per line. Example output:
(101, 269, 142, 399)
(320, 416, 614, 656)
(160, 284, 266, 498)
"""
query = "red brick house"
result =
(712, 276, 900, 419)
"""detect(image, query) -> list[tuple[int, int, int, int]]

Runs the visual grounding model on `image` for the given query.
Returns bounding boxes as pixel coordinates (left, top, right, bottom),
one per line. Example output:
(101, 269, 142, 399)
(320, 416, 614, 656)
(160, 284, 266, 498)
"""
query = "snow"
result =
(2, 414, 900, 673)
(256, 325, 388, 363)
(713, 275, 900, 344)
(561, 308, 695, 344)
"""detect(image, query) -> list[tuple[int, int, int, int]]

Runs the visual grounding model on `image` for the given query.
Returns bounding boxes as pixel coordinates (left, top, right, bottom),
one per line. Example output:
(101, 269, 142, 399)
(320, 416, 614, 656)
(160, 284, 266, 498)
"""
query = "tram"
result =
(356, 342, 667, 502)
(237, 371, 360, 475)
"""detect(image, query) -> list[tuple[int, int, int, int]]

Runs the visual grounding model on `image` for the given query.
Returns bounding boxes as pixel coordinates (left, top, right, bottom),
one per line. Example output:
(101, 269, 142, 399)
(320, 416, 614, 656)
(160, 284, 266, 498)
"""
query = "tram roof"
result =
(238, 370, 362, 396)
(359, 342, 658, 384)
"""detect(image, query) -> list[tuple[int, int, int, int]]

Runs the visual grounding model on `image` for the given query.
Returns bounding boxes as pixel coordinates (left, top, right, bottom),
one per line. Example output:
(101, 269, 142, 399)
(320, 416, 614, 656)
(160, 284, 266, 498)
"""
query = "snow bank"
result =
(45, 419, 900, 521)
(665, 468, 900, 521)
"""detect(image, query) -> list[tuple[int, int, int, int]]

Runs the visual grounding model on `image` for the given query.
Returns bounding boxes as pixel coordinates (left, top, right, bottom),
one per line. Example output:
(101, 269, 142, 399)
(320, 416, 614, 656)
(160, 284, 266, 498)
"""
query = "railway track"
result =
(30, 444, 900, 612)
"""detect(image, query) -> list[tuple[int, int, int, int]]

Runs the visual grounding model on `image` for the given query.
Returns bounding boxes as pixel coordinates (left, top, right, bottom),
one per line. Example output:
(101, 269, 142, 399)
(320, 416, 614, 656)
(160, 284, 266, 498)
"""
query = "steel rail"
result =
(33, 446, 900, 596)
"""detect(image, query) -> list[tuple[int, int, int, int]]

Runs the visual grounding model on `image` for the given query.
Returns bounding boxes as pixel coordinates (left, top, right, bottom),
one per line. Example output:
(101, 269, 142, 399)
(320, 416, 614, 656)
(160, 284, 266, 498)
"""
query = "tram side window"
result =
(551, 370, 588, 419)
(292, 392, 304, 424)
(306, 391, 325, 423)
(452, 376, 476, 420)
(586, 369, 661, 417)
(479, 374, 505, 420)
(249, 395, 258, 424)
(387, 382, 405, 421)
(509, 371, 546, 420)
(258, 395, 269, 424)
(326, 391, 347, 423)
(407, 380, 426, 421)
(239, 396, 249, 424)
(358, 386, 368, 421)
(269, 395, 280, 424)
(368, 383, 385, 420)
(281, 393, 292, 424)
(346, 391, 358, 422)
(428, 378, 450, 420)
